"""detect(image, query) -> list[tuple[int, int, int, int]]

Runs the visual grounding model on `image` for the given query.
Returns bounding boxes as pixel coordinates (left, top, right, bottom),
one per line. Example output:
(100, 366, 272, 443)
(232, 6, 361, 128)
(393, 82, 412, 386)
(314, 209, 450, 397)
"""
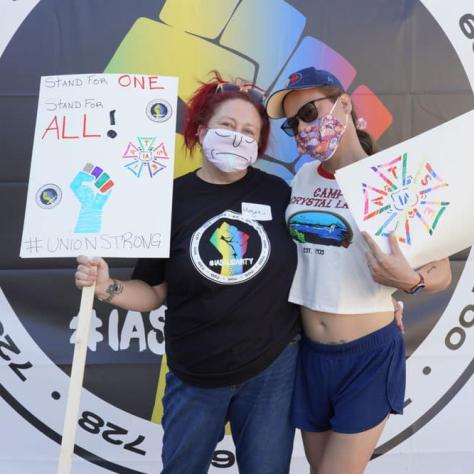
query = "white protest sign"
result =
(336, 110, 474, 269)
(20, 73, 178, 258)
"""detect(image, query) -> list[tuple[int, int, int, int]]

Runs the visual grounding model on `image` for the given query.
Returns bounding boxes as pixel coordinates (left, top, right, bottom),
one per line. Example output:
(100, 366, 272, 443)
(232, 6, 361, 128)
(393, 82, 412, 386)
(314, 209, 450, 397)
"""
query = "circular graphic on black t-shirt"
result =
(190, 210, 271, 284)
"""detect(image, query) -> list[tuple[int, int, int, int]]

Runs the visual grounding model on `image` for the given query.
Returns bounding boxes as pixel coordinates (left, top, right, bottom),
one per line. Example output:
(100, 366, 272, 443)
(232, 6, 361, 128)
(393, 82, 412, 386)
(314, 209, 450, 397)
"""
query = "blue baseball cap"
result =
(266, 67, 344, 119)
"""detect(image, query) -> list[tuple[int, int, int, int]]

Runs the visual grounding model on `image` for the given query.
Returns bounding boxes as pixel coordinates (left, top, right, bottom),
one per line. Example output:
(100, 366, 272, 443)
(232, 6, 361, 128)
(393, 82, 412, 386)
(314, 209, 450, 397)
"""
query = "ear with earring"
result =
(356, 117, 367, 130)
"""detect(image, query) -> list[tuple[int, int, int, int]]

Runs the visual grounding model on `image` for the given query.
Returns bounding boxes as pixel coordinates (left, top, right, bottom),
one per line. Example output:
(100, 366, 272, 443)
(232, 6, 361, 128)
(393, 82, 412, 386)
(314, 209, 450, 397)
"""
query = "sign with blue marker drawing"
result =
(20, 73, 178, 258)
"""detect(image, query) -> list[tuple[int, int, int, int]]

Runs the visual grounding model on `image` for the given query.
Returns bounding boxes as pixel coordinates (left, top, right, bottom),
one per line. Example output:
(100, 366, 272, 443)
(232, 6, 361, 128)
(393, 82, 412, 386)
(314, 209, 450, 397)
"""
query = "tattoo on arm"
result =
(426, 265, 436, 274)
(100, 279, 123, 303)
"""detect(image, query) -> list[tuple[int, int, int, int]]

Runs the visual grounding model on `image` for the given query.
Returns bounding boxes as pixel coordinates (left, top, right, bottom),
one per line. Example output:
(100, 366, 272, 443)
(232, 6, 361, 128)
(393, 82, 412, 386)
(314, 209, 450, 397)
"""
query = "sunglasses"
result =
(215, 82, 266, 104)
(281, 95, 339, 136)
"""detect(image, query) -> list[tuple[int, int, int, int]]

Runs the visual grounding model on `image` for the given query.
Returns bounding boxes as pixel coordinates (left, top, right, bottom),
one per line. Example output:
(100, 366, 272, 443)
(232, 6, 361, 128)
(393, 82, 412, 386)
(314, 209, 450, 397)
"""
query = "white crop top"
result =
(286, 162, 395, 314)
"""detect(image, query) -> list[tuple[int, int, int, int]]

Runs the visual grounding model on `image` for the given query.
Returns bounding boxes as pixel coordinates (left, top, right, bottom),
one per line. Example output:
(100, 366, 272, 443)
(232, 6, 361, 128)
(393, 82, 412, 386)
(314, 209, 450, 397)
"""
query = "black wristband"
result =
(404, 272, 425, 294)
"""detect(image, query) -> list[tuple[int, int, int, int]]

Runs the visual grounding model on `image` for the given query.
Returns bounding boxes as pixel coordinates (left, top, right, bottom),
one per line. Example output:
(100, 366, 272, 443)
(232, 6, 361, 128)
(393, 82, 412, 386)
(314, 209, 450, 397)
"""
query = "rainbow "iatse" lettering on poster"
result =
(363, 153, 449, 245)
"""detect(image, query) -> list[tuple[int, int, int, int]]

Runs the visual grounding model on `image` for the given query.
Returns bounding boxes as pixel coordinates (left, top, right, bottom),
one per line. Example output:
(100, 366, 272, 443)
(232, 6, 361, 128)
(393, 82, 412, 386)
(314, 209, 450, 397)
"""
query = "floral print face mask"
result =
(295, 98, 348, 162)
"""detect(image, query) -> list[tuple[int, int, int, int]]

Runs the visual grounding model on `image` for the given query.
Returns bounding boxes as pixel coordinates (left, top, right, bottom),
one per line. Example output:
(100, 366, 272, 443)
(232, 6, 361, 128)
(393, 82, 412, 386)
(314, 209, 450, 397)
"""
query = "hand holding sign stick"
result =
(58, 256, 114, 473)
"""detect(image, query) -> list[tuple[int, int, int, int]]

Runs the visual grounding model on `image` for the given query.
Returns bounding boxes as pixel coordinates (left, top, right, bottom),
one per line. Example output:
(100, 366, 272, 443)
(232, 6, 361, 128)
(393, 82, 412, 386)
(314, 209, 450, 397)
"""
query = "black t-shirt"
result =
(132, 167, 300, 387)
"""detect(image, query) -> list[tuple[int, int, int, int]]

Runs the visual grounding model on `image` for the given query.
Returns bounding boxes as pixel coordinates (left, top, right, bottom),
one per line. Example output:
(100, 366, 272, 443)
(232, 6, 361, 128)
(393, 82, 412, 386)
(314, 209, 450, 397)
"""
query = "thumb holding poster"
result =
(362, 230, 422, 290)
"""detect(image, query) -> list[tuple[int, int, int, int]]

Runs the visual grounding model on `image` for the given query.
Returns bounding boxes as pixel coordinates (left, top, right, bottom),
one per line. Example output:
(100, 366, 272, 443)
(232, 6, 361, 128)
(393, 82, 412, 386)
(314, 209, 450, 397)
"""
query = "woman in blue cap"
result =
(266, 67, 452, 474)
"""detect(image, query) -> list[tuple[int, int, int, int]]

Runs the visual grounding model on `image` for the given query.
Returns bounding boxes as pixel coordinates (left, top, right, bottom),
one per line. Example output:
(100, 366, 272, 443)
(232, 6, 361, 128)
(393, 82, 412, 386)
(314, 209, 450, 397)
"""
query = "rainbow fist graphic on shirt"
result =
(210, 221, 250, 276)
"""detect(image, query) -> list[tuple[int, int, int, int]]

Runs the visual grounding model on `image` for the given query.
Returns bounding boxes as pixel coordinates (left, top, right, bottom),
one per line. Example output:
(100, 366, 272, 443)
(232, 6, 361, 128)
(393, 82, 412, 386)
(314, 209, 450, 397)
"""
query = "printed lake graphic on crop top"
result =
(286, 162, 395, 314)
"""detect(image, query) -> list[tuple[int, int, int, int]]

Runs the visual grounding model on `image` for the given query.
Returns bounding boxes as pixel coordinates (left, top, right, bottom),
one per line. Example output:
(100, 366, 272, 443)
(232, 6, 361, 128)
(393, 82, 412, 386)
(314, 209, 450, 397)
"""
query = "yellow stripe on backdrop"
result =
(151, 355, 232, 435)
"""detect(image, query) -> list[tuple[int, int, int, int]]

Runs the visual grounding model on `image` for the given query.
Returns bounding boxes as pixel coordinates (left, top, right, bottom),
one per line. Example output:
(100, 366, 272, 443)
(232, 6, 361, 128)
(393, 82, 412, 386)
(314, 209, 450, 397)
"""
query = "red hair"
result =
(183, 71, 270, 155)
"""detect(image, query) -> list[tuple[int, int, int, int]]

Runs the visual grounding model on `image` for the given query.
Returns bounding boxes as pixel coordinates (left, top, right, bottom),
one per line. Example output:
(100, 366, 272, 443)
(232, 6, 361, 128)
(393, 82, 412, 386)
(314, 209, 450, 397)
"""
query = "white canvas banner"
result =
(20, 73, 178, 258)
(336, 110, 474, 268)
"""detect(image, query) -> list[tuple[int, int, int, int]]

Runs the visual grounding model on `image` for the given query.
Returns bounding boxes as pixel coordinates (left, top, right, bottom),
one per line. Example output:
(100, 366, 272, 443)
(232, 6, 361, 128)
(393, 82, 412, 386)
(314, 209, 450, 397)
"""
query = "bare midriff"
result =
(302, 307, 395, 344)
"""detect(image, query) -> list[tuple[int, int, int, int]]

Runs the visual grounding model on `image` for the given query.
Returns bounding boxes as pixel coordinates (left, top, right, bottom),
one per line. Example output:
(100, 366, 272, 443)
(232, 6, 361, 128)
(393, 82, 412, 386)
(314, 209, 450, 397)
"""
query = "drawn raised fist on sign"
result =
(70, 163, 114, 233)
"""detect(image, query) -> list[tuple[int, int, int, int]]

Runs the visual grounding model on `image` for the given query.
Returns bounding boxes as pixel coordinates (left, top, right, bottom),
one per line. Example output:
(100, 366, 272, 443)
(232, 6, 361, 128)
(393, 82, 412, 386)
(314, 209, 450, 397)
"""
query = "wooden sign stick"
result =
(57, 283, 96, 474)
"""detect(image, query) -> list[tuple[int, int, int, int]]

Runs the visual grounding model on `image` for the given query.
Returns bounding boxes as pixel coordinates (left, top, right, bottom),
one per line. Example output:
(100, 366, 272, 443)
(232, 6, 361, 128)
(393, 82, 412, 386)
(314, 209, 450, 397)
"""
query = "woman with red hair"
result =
(75, 72, 300, 473)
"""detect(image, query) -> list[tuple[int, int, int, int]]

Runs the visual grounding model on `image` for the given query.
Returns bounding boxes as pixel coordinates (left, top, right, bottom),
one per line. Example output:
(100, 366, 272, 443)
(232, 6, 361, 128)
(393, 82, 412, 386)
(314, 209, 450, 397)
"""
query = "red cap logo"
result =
(287, 72, 302, 86)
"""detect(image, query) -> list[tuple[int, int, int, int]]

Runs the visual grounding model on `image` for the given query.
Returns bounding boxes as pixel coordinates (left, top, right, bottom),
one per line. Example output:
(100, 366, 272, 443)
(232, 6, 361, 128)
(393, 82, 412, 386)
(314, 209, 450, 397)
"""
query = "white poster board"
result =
(20, 73, 178, 258)
(336, 110, 474, 268)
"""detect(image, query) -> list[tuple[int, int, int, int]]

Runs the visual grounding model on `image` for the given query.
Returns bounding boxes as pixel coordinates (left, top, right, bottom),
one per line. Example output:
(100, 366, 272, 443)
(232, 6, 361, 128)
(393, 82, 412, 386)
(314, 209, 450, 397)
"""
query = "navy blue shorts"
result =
(292, 320, 405, 434)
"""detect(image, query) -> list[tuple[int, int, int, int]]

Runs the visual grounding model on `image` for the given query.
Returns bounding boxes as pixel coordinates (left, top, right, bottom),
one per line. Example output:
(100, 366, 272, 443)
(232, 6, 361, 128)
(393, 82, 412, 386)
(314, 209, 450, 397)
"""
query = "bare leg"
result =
(318, 417, 387, 474)
(301, 430, 331, 473)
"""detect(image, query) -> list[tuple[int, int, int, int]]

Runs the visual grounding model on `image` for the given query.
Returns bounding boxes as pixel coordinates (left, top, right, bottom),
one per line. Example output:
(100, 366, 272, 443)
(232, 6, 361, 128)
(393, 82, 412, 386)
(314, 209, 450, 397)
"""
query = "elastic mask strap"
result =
(330, 98, 349, 129)
(328, 97, 339, 115)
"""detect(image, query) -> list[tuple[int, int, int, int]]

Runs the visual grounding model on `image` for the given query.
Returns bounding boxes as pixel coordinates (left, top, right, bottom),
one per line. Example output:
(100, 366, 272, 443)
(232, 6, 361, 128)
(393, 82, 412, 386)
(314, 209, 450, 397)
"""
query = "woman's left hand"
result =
(393, 300, 405, 334)
(362, 231, 419, 292)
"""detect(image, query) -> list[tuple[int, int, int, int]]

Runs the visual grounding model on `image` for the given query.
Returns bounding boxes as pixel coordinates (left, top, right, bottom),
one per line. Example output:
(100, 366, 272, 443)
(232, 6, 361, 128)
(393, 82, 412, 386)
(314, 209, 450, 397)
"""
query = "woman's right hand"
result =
(75, 256, 112, 294)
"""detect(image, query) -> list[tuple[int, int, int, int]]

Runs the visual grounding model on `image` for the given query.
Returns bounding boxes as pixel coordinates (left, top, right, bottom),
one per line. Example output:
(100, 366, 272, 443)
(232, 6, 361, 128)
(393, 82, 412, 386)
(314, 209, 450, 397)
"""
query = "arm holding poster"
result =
(60, 261, 167, 474)
(362, 231, 452, 294)
(75, 256, 167, 311)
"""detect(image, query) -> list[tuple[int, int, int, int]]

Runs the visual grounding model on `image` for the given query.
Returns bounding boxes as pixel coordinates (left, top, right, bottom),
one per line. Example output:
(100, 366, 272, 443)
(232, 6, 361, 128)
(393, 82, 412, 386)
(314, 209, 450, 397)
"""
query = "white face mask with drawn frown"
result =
(201, 128, 258, 173)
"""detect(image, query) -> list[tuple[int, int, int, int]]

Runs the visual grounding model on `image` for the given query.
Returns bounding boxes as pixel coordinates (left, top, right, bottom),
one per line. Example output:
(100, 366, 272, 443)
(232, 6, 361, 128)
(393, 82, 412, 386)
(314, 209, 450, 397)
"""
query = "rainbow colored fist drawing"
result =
(70, 163, 114, 233)
(210, 222, 249, 276)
